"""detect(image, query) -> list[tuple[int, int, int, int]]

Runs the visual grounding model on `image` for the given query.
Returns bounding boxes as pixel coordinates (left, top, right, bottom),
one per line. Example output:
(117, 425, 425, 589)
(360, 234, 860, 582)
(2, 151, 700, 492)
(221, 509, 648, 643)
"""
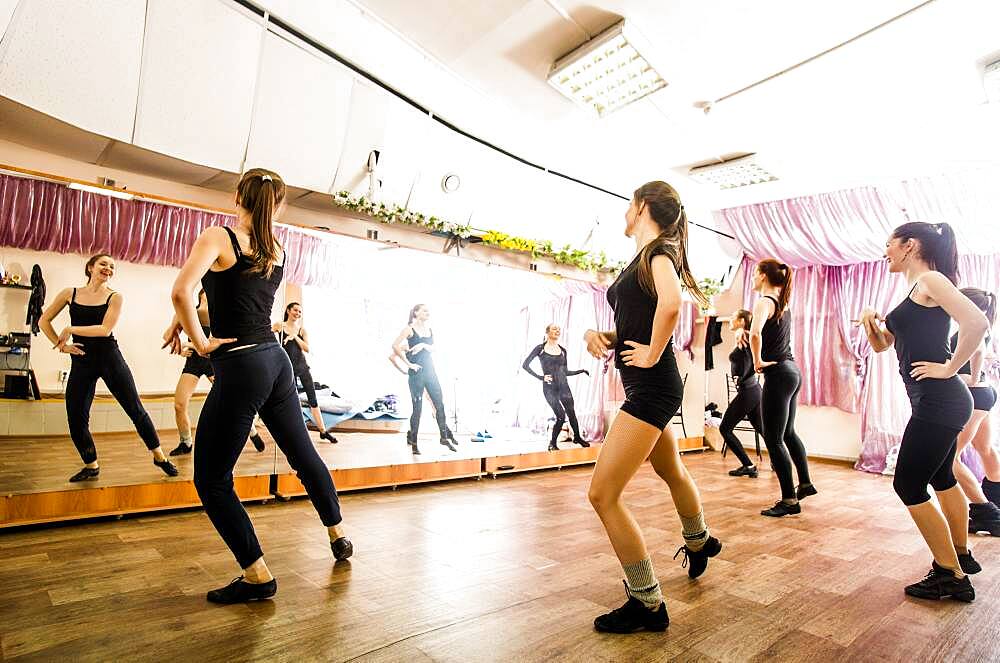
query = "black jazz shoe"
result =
(761, 500, 800, 517)
(904, 562, 974, 602)
(331, 537, 354, 561)
(957, 550, 982, 575)
(154, 458, 179, 477)
(594, 582, 669, 634)
(320, 430, 338, 444)
(206, 576, 277, 604)
(673, 536, 723, 579)
(250, 434, 265, 452)
(69, 467, 100, 482)
(169, 441, 193, 456)
(728, 465, 758, 478)
(796, 483, 818, 500)
(573, 437, 591, 448)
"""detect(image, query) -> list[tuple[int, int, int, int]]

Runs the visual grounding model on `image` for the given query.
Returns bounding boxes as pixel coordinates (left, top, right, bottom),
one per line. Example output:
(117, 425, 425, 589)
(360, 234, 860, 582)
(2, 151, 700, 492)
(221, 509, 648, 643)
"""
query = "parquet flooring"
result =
(1, 452, 998, 662)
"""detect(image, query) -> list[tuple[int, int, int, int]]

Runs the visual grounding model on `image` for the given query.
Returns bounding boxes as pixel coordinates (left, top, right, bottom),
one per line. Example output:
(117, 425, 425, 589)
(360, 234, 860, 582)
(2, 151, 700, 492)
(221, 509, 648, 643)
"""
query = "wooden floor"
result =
(1, 453, 998, 662)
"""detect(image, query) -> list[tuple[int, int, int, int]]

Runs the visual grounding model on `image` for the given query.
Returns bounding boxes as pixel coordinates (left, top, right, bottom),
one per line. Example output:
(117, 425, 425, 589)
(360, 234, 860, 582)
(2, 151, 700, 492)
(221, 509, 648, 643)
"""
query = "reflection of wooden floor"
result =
(3, 453, 998, 661)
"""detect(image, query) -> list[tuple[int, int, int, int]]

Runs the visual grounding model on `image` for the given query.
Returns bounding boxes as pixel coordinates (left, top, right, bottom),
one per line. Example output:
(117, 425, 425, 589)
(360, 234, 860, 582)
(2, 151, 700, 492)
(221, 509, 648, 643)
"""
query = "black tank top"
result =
(760, 295, 794, 363)
(69, 288, 116, 350)
(606, 249, 676, 370)
(729, 345, 757, 390)
(406, 328, 435, 371)
(201, 226, 283, 356)
(280, 327, 308, 371)
(950, 332, 988, 382)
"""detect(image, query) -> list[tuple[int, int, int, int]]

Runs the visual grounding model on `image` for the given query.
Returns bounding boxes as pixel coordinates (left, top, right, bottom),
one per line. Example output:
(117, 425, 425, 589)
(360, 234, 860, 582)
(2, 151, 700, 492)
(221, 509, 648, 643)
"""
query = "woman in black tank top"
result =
(390, 304, 458, 454)
(859, 221, 987, 602)
(272, 302, 336, 444)
(39, 254, 178, 482)
(749, 259, 814, 517)
(168, 168, 351, 604)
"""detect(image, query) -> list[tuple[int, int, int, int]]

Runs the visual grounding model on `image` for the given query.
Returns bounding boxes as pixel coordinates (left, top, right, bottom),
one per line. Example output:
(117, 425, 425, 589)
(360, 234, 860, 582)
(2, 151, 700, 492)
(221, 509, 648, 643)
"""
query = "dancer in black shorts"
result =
(40, 254, 179, 482)
(522, 324, 590, 451)
(273, 302, 336, 444)
(858, 221, 987, 601)
(720, 309, 763, 477)
(168, 168, 351, 604)
(584, 181, 720, 634)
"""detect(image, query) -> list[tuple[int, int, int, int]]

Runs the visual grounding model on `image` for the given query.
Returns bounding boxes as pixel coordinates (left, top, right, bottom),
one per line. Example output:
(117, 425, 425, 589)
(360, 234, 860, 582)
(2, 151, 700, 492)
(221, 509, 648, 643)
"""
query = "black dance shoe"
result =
(573, 437, 591, 448)
(154, 458, 179, 477)
(206, 576, 277, 604)
(69, 466, 100, 482)
(673, 536, 722, 579)
(250, 434, 265, 452)
(958, 550, 982, 575)
(406, 431, 421, 455)
(904, 563, 974, 602)
(728, 465, 758, 478)
(169, 441, 193, 456)
(796, 483, 818, 500)
(320, 430, 338, 444)
(331, 536, 354, 561)
(548, 442, 559, 451)
(440, 437, 457, 452)
(594, 582, 669, 634)
(982, 478, 1000, 506)
(761, 500, 800, 517)
(968, 502, 1000, 536)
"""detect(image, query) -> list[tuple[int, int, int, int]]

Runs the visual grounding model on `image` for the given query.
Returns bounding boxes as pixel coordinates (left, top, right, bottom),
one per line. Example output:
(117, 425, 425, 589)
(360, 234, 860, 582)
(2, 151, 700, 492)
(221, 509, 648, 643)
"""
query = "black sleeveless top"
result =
(522, 344, 586, 386)
(606, 249, 676, 371)
(280, 328, 309, 371)
(201, 226, 283, 356)
(885, 286, 972, 428)
(406, 328, 435, 372)
(760, 295, 794, 363)
(950, 332, 988, 382)
(69, 288, 116, 350)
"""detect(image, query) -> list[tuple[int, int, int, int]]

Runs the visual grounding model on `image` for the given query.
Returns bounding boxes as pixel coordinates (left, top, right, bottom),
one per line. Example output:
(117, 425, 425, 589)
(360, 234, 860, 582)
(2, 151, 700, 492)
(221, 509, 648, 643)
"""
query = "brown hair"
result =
(891, 222, 959, 285)
(757, 259, 792, 319)
(283, 301, 301, 322)
(961, 287, 996, 328)
(733, 308, 752, 329)
(236, 168, 286, 277)
(84, 253, 113, 282)
(408, 304, 425, 325)
(632, 181, 708, 307)
(544, 323, 559, 343)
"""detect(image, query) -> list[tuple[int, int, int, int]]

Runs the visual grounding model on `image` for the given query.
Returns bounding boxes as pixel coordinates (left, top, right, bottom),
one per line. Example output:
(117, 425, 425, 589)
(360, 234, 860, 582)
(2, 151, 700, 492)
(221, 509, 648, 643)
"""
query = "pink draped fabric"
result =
(0, 172, 337, 286)
(673, 301, 699, 360)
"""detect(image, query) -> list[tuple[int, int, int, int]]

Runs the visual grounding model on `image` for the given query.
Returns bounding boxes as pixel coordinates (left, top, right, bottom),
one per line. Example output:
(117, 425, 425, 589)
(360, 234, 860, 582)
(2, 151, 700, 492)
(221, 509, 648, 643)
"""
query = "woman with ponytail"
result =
(949, 287, 1000, 535)
(858, 221, 987, 602)
(750, 258, 815, 517)
(583, 181, 721, 634)
(168, 168, 352, 604)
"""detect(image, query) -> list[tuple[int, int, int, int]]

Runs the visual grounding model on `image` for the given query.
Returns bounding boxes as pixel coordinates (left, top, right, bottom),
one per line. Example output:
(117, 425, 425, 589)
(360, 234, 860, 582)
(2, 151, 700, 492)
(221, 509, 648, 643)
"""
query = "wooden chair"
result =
(671, 373, 688, 439)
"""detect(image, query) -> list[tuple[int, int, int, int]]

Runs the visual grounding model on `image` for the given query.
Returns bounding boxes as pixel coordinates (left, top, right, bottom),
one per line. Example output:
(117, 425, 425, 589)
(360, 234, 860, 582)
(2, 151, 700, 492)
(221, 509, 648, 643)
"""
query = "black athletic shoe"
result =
(593, 582, 669, 634)
(206, 576, 277, 604)
(169, 441, 192, 456)
(154, 458, 179, 477)
(796, 483, 818, 500)
(761, 501, 801, 517)
(729, 465, 758, 478)
(407, 431, 421, 455)
(548, 442, 559, 451)
(331, 537, 354, 561)
(958, 550, 982, 575)
(673, 536, 722, 579)
(968, 502, 1000, 536)
(250, 434, 265, 452)
(573, 437, 591, 448)
(982, 478, 1000, 506)
(69, 466, 100, 482)
(320, 430, 338, 444)
(440, 437, 457, 452)
(904, 563, 974, 602)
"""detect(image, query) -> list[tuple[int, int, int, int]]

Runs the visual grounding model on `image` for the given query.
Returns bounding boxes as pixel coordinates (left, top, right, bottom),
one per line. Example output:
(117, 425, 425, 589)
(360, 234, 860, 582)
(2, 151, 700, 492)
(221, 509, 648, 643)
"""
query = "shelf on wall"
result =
(0, 283, 32, 291)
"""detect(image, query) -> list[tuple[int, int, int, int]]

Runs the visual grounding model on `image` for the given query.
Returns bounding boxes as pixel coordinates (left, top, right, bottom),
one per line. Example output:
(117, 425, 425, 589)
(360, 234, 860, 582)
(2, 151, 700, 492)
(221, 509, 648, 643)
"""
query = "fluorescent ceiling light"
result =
(985, 59, 1000, 104)
(67, 181, 134, 200)
(547, 20, 666, 118)
(689, 154, 778, 190)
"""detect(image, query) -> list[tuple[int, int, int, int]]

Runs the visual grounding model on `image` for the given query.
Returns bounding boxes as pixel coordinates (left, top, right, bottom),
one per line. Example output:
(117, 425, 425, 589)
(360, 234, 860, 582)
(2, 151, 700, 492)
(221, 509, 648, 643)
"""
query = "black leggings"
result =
(544, 382, 582, 444)
(194, 343, 342, 568)
(295, 366, 318, 408)
(66, 346, 159, 464)
(760, 361, 811, 500)
(892, 417, 960, 506)
(408, 366, 451, 437)
(720, 384, 763, 467)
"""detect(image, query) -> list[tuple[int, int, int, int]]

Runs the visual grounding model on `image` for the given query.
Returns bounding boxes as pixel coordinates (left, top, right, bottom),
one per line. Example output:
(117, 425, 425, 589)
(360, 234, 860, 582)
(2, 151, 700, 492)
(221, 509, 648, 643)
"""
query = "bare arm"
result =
(857, 307, 894, 353)
(391, 326, 418, 368)
(920, 273, 989, 378)
(171, 227, 236, 355)
(68, 293, 122, 337)
(620, 255, 680, 367)
(39, 288, 71, 347)
(749, 297, 773, 369)
(962, 347, 985, 386)
(294, 327, 310, 354)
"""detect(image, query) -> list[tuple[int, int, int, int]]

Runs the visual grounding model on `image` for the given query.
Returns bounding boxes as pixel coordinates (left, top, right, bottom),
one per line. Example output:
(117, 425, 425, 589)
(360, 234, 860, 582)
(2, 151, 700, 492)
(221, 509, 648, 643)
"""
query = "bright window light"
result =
(985, 59, 1000, 104)
(67, 181, 134, 200)
(547, 20, 667, 117)
(688, 155, 778, 190)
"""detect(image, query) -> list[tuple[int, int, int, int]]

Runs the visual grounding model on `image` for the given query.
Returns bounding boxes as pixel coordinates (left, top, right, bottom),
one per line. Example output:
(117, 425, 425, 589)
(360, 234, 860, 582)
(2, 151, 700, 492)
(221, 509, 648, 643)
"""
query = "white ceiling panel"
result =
(0, 0, 18, 40)
(245, 33, 353, 191)
(331, 81, 393, 194)
(0, 0, 144, 141)
(133, 0, 263, 173)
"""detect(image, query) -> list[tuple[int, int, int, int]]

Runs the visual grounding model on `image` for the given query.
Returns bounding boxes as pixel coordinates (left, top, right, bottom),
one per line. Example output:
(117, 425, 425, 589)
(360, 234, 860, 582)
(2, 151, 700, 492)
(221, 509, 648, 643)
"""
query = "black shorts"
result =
(182, 352, 214, 379)
(971, 385, 997, 412)
(618, 359, 684, 431)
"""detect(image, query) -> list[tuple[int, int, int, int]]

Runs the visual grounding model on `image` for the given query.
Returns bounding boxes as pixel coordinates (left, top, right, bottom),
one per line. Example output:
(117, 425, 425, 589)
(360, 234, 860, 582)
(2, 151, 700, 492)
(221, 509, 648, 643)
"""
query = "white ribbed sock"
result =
(622, 558, 663, 609)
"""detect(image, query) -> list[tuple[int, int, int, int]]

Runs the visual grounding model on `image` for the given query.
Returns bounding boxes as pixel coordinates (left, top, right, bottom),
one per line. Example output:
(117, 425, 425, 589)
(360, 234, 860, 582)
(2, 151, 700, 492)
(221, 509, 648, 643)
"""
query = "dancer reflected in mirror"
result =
(522, 324, 590, 451)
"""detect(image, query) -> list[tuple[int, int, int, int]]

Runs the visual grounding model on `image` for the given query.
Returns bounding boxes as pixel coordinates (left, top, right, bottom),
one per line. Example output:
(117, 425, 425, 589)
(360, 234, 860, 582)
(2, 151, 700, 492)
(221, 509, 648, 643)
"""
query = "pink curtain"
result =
(0, 172, 337, 286)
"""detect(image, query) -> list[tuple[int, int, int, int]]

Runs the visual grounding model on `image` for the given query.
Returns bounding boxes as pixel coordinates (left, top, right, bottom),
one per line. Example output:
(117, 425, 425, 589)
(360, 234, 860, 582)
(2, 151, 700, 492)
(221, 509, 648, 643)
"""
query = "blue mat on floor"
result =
(302, 407, 407, 429)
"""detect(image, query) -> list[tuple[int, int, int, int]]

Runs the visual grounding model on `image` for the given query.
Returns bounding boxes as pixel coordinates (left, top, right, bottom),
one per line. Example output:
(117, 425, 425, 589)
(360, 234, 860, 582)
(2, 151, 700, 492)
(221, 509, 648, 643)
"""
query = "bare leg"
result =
(936, 485, 969, 553)
(647, 426, 702, 518)
(906, 501, 964, 576)
(953, 411, 990, 503)
(173, 373, 200, 440)
(970, 415, 999, 481)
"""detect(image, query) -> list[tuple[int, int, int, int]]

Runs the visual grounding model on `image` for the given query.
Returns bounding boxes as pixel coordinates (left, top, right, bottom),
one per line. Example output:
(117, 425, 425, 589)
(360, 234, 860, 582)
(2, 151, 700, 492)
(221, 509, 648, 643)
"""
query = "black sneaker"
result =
(673, 536, 722, 579)
(154, 458, 179, 477)
(796, 483, 818, 500)
(904, 562, 974, 602)
(331, 536, 354, 561)
(593, 582, 669, 634)
(69, 466, 100, 482)
(206, 576, 277, 604)
(958, 550, 981, 575)
(169, 441, 193, 456)
(761, 501, 801, 517)
(982, 478, 1000, 506)
(548, 442, 559, 451)
(729, 465, 758, 478)
(968, 502, 1000, 536)
(250, 434, 265, 452)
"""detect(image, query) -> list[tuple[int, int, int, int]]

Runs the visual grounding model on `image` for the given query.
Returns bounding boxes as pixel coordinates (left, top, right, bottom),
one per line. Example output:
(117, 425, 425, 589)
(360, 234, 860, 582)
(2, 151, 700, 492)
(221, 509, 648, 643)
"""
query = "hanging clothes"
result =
(704, 316, 724, 370)
(26, 264, 46, 335)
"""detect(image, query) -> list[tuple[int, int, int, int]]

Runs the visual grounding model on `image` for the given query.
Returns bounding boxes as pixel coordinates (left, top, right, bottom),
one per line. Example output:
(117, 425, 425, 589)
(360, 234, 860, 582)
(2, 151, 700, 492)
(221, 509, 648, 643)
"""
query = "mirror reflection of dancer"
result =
(521, 324, 591, 451)
(583, 181, 721, 634)
(272, 302, 337, 444)
(169, 168, 351, 604)
(390, 304, 458, 454)
(163, 289, 265, 456)
(720, 309, 763, 477)
(39, 254, 179, 483)
(949, 288, 1000, 536)
(858, 221, 987, 602)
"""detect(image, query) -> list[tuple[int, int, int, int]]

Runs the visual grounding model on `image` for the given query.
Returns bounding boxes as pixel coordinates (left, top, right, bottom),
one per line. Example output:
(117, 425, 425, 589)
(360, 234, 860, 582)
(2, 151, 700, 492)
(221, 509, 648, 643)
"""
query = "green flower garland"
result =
(333, 191, 623, 273)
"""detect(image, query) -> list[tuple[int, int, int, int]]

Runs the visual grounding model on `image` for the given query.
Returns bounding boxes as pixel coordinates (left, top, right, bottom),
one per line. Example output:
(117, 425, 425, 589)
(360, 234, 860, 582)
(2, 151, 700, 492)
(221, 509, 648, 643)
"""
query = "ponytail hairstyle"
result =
(283, 301, 300, 322)
(408, 304, 425, 325)
(734, 308, 753, 330)
(84, 253, 113, 282)
(891, 221, 959, 285)
(960, 287, 996, 329)
(632, 181, 709, 307)
(236, 168, 286, 278)
(757, 258, 793, 319)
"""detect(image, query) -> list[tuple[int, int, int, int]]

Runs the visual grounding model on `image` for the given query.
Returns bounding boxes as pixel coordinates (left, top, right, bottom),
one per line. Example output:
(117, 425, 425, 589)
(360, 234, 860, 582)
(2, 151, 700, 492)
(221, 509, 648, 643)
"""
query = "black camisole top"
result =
(606, 248, 676, 371)
(760, 295, 794, 364)
(406, 328, 435, 373)
(69, 288, 117, 351)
